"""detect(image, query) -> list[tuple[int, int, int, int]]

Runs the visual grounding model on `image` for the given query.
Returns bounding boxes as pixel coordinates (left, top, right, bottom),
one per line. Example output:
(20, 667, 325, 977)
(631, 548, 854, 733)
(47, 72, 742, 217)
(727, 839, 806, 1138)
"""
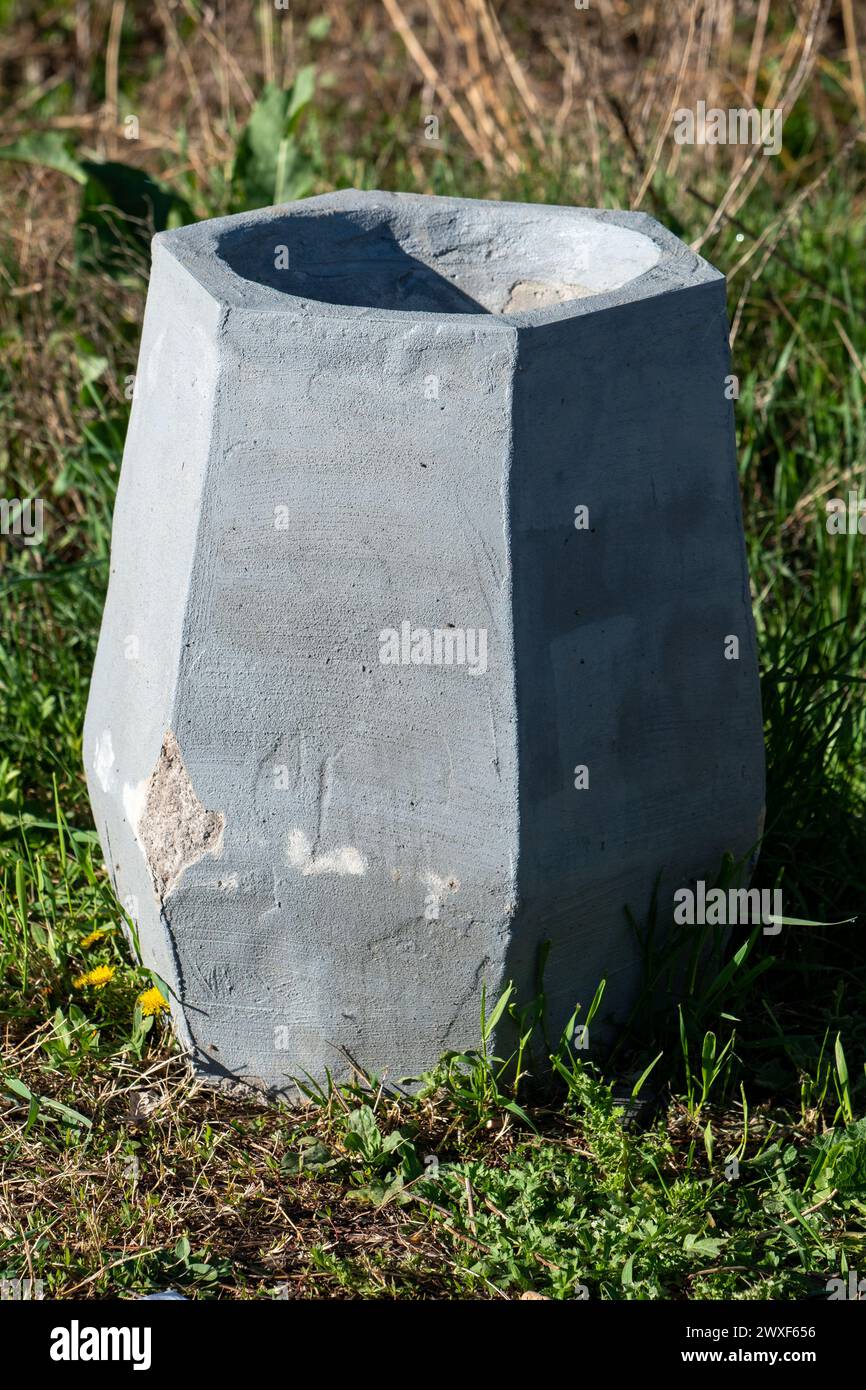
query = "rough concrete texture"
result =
(84, 189, 765, 1095)
(137, 731, 225, 899)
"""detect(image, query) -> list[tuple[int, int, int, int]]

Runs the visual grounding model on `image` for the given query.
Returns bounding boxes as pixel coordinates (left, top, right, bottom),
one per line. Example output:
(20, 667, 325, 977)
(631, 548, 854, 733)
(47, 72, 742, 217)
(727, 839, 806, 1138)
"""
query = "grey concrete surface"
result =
(84, 190, 765, 1095)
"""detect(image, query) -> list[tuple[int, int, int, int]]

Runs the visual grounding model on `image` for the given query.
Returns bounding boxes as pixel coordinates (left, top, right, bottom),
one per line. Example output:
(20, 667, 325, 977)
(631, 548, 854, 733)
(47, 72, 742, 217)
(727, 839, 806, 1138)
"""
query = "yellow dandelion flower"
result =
(80, 928, 106, 948)
(73, 964, 116, 990)
(138, 986, 169, 1017)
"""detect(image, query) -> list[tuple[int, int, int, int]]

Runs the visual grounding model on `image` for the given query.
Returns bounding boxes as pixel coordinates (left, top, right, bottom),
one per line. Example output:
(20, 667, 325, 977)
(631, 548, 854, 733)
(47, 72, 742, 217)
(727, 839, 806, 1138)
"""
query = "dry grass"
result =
(0, 1012, 536, 1299)
(1, 1, 861, 195)
(0, 1046, 455, 1299)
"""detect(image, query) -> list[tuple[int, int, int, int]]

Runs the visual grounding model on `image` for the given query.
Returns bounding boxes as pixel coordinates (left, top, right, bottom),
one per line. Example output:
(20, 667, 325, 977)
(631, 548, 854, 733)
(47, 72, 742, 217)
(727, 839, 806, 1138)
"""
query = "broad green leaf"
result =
(5, 1075, 33, 1101)
(0, 132, 86, 183)
(286, 66, 316, 129)
(74, 161, 194, 276)
(232, 72, 316, 210)
(41, 1097, 92, 1128)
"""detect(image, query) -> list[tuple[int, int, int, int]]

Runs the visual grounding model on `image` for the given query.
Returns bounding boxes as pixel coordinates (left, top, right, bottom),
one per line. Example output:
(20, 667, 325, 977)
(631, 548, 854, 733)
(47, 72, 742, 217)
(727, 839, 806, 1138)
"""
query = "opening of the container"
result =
(216, 200, 661, 316)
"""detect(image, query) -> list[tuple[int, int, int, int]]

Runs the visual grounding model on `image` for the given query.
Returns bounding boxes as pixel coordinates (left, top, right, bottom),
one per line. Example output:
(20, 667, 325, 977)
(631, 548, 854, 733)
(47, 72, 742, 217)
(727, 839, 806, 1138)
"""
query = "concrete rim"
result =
(155, 189, 723, 329)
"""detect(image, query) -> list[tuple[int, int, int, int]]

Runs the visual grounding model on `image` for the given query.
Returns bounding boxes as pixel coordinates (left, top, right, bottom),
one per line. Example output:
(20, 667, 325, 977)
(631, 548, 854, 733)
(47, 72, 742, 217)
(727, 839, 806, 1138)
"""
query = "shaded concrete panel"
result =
(507, 281, 764, 1039)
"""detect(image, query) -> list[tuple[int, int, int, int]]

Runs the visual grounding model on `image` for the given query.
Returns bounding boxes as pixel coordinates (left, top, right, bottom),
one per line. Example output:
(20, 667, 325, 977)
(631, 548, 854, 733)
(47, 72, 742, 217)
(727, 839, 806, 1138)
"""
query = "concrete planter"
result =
(85, 190, 764, 1094)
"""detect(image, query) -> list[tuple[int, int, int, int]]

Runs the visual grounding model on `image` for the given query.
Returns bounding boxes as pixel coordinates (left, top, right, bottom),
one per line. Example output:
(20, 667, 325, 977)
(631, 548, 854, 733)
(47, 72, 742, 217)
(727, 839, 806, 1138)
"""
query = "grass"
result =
(2, 835, 866, 1300)
(2, 0, 866, 1299)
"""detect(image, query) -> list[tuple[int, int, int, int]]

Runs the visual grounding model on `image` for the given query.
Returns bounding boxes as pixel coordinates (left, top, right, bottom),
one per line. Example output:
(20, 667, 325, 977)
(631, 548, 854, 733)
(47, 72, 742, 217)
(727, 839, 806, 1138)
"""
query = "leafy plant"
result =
(0, 67, 317, 279)
(679, 1012, 738, 1123)
(230, 69, 316, 209)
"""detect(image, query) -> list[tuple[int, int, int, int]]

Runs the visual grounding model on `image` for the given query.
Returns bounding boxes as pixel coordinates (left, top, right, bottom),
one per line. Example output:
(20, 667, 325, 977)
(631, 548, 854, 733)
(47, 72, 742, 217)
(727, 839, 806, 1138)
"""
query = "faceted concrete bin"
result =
(84, 190, 765, 1094)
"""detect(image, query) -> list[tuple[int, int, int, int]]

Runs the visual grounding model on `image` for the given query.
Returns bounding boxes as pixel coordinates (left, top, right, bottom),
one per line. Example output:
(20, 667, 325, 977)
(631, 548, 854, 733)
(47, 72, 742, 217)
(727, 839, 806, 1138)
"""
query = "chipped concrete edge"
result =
(129, 730, 225, 901)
